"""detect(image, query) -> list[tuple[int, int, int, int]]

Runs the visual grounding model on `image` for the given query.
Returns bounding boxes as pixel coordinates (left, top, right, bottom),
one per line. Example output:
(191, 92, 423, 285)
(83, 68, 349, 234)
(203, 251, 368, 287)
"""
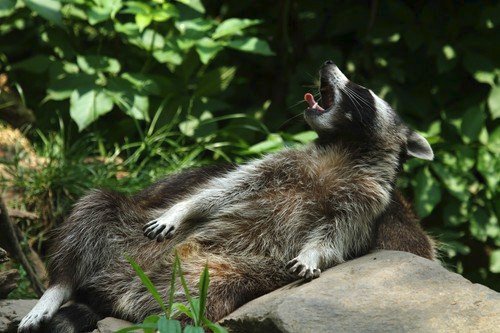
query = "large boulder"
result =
(4, 251, 499, 333)
(0, 299, 38, 333)
(221, 250, 500, 333)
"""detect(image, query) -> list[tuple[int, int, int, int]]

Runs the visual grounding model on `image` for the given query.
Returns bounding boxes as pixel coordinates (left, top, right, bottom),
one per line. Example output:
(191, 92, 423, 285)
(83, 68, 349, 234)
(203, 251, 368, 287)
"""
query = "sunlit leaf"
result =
(195, 38, 222, 64)
(77, 55, 121, 74)
(487, 85, 500, 119)
(175, 0, 205, 13)
(212, 18, 261, 39)
(413, 167, 442, 217)
(25, 0, 62, 25)
(490, 250, 500, 273)
(70, 88, 114, 131)
(227, 37, 274, 56)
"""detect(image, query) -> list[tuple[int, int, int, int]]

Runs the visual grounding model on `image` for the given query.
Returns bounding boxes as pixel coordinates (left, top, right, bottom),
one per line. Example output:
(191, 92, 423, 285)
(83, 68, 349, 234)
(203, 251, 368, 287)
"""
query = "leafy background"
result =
(0, 0, 499, 293)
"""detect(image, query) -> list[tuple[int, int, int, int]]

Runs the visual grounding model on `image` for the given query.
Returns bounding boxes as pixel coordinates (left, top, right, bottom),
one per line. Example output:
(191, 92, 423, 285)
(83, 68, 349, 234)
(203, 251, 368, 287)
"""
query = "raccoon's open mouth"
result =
(305, 76, 334, 112)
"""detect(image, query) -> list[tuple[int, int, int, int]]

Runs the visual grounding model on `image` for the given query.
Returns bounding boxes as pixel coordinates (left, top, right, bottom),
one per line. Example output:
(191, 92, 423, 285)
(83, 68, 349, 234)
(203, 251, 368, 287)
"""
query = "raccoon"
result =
(18, 61, 435, 333)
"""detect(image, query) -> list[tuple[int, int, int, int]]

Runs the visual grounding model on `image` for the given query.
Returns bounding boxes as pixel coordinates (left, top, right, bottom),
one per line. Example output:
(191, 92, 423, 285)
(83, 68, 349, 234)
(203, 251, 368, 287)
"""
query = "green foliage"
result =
(120, 255, 227, 333)
(0, 1, 498, 291)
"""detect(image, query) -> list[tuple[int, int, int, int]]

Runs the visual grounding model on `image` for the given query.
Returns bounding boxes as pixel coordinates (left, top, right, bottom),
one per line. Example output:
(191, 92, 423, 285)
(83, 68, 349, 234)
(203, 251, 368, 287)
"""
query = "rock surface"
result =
(96, 317, 135, 333)
(0, 299, 37, 333)
(3, 251, 499, 333)
(221, 251, 500, 333)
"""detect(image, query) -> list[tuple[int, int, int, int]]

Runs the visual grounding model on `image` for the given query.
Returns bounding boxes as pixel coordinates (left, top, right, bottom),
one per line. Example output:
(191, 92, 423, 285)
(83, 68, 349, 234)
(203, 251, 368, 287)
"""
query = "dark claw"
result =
(164, 226, 175, 239)
(143, 220, 157, 230)
(286, 258, 298, 269)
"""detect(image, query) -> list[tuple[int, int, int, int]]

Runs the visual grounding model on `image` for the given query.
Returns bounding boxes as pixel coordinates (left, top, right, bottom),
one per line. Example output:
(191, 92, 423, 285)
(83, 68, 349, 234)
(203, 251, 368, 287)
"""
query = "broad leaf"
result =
(488, 85, 500, 119)
(12, 55, 52, 73)
(413, 167, 442, 217)
(490, 250, 500, 273)
(158, 316, 182, 333)
(183, 325, 204, 333)
(70, 88, 114, 131)
(0, 0, 16, 17)
(77, 55, 121, 74)
(175, 0, 205, 13)
(212, 18, 261, 39)
(460, 105, 485, 143)
(195, 38, 222, 64)
(227, 37, 274, 56)
(25, 0, 62, 25)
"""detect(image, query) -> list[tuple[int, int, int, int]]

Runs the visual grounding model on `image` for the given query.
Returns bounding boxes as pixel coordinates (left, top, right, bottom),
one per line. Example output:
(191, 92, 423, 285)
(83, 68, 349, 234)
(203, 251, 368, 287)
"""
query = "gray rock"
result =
(221, 250, 500, 333)
(0, 299, 38, 333)
(96, 317, 135, 333)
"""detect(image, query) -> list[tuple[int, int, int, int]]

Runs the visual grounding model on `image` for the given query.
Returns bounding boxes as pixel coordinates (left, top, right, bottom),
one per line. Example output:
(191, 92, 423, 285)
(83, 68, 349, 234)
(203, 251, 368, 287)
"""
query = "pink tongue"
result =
(304, 93, 324, 111)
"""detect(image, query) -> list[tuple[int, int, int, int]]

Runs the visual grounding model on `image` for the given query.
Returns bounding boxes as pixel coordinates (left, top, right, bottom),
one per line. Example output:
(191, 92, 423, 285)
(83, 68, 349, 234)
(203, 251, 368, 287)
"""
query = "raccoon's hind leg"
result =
(17, 283, 72, 333)
(373, 191, 436, 260)
(177, 243, 294, 322)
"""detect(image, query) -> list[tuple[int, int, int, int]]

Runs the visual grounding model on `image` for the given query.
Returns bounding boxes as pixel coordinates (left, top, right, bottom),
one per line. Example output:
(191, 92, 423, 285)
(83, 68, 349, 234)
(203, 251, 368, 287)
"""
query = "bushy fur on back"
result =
(18, 62, 436, 333)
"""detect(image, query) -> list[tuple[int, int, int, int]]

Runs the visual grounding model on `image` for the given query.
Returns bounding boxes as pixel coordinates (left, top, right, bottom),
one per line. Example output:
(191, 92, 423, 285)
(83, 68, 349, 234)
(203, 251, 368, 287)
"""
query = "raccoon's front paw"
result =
(143, 216, 178, 242)
(286, 257, 321, 281)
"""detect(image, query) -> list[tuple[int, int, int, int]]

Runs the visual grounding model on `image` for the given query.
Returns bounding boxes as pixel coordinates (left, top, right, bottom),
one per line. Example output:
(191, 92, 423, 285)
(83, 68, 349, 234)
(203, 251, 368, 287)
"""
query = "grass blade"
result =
(126, 255, 167, 314)
(175, 253, 198, 325)
(167, 252, 178, 319)
(197, 263, 210, 322)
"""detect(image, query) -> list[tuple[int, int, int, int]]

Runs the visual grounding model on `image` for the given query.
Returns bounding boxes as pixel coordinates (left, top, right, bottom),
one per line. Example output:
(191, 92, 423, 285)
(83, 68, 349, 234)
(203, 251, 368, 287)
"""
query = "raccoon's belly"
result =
(193, 198, 313, 260)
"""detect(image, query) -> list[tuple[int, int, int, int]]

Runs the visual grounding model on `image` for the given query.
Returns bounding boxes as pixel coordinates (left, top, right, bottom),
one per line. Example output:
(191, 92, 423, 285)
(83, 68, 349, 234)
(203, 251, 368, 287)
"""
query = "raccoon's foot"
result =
(286, 257, 321, 281)
(18, 284, 71, 333)
(18, 309, 54, 333)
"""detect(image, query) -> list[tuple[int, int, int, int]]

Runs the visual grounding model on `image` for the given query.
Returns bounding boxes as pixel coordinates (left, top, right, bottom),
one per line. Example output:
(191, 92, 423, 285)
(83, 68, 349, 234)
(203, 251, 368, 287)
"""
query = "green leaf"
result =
(195, 67, 236, 97)
(226, 37, 274, 56)
(247, 134, 284, 154)
(413, 167, 442, 217)
(460, 105, 485, 143)
(125, 256, 167, 313)
(0, 0, 16, 17)
(142, 315, 160, 333)
(158, 317, 182, 333)
(25, 0, 62, 25)
(490, 250, 500, 273)
(87, 6, 111, 25)
(203, 320, 229, 333)
(171, 302, 194, 319)
(47, 73, 96, 101)
(175, 0, 205, 13)
(477, 147, 499, 191)
(212, 18, 261, 39)
(488, 85, 500, 119)
(70, 88, 114, 131)
(108, 77, 149, 120)
(183, 325, 204, 333)
(195, 38, 222, 64)
(431, 163, 469, 201)
(12, 55, 52, 73)
(292, 131, 318, 144)
(488, 127, 500, 154)
(470, 207, 489, 242)
(121, 72, 160, 95)
(77, 55, 121, 74)
(136, 13, 152, 31)
(141, 29, 165, 51)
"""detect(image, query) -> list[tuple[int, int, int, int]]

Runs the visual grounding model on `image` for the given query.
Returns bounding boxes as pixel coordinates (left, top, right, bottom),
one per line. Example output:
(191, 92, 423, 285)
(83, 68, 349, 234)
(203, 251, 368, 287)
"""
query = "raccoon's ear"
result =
(406, 131, 434, 160)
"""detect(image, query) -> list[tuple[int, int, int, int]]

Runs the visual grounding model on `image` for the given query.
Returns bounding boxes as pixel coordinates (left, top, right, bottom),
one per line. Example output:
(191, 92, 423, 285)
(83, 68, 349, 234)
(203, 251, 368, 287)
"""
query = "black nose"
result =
(324, 60, 334, 66)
